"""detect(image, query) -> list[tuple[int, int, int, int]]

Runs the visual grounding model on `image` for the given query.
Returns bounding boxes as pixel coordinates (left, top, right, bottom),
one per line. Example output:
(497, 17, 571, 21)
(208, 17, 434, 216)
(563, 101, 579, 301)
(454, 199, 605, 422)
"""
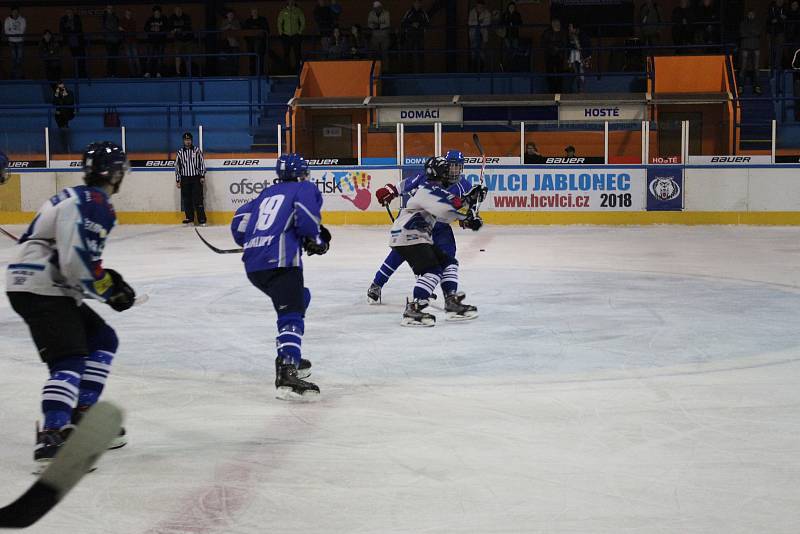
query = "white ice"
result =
(1, 224, 800, 533)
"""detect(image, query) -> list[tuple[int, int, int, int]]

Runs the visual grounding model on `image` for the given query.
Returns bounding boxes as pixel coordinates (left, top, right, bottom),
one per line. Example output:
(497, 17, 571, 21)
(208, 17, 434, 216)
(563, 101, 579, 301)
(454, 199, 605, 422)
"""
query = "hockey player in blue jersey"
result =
(6, 141, 135, 464)
(387, 156, 485, 326)
(231, 153, 331, 400)
(367, 150, 486, 321)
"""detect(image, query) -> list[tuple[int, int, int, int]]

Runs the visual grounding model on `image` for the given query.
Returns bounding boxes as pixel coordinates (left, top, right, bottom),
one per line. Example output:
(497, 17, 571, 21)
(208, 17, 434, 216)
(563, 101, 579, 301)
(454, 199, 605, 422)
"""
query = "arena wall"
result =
(3, 165, 800, 226)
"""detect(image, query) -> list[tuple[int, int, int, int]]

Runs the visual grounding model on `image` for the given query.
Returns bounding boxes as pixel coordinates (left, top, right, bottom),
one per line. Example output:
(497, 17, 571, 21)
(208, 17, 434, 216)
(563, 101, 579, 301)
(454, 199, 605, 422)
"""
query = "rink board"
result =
(3, 165, 800, 225)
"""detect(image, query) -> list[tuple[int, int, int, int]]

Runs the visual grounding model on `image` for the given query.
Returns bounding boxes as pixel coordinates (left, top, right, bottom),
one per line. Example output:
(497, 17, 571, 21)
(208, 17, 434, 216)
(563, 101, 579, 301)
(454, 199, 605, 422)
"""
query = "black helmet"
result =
(424, 156, 450, 183)
(82, 141, 129, 194)
(182, 131, 193, 140)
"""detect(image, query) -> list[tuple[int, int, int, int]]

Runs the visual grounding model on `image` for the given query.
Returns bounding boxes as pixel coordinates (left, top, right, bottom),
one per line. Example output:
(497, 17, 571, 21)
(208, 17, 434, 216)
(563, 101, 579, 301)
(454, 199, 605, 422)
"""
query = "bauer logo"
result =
(131, 160, 175, 168)
(223, 159, 260, 166)
(646, 167, 683, 211)
(546, 157, 586, 164)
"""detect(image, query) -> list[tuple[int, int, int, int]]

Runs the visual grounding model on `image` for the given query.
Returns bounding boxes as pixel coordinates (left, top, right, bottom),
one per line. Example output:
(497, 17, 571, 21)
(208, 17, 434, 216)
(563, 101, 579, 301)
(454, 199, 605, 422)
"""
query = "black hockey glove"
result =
(319, 224, 332, 244)
(465, 184, 488, 207)
(105, 268, 136, 312)
(304, 226, 331, 256)
(459, 213, 484, 232)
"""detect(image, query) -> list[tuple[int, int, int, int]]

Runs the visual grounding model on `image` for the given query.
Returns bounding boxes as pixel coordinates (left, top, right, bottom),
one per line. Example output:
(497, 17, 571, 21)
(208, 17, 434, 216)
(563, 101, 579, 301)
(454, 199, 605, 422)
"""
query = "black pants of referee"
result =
(180, 175, 207, 224)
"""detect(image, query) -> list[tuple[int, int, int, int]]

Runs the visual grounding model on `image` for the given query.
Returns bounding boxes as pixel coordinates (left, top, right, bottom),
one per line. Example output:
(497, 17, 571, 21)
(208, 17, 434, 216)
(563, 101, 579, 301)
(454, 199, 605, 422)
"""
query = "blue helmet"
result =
(444, 150, 465, 183)
(276, 153, 310, 182)
(0, 151, 8, 185)
(82, 141, 129, 194)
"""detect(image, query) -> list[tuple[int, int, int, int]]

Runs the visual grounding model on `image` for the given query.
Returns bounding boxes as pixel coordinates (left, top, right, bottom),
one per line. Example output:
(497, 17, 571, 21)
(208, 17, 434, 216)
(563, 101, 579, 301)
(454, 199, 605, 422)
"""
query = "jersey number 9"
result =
(256, 195, 285, 231)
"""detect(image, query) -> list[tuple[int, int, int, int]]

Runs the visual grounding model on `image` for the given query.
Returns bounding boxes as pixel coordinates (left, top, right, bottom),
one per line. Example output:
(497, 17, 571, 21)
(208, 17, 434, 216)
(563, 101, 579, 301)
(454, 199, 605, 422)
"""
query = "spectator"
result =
(349, 24, 368, 58)
(220, 9, 242, 76)
(740, 8, 762, 94)
(314, 0, 335, 52)
(564, 145, 576, 157)
(468, 0, 491, 72)
(541, 18, 566, 93)
(694, 0, 718, 46)
(368, 1, 392, 71)
(170, 7, 194, 76)
(102, 5, 122, 77)
(53, 81, 75, 152)
(502, 2, 522, 71)
(567, 23, 591, 93)
(4, 6, 26, 79)
(401, 0, 430, 73)
(39, 30, 62, 83)
(524, 142, 546, 164)
(243, 8, 269, 75)
(330, 0, 342, 28)
(59, 8, 86, 78)
(121, 9, 141, 77)
(639, 0, 662, 47)
(144, 6, 167, 77)
(671, 0, 694, 52)
(278, 0, 306, 73)
(327, 26, 348, 58)
(768, 0, 788, 70)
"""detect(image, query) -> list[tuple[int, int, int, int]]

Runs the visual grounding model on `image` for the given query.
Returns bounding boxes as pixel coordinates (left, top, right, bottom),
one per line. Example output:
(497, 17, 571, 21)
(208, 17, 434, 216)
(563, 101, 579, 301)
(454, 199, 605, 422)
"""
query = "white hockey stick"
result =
(0, 402, 123, 529)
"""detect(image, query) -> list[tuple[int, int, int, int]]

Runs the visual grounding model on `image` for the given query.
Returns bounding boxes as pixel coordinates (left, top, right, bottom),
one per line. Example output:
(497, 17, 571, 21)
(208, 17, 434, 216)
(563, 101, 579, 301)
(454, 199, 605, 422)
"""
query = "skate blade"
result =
(445, 311, 479, 322)
(108, 435, 128, 450)
(32, 460, 97, 476)
(400, 318, 436, 327)
(275, 387, 321, 402)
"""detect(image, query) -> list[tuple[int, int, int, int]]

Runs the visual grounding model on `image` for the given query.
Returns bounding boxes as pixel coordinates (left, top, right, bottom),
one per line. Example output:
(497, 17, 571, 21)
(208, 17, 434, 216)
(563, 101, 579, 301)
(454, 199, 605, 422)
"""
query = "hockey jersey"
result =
(5, 186, 118, 302)
(398, 173, 473, 207)
(389, 183, 467, 247)
(231, 180, 323, 272)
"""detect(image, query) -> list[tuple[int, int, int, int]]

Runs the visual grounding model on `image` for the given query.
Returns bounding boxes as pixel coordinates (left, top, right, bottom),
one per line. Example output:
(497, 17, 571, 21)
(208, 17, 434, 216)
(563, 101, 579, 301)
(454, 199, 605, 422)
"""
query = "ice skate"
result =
(445, 292, 478, 321)
(275, 362, 320, 401)
(367, 282, 382, 304)
(277, 356, 312, 379)
(401, 298, 436, 327)
(73, 406, 128, 450)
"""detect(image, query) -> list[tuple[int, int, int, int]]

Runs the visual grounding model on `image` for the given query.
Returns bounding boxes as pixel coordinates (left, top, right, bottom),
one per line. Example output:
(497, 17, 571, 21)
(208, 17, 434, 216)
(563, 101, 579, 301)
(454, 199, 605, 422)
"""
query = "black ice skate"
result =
(401, 298, 436, 327)
(275, 356, 312, 379)
(367, 282, 382, 304)
(73, 406, 128, 450)
(275, 362, 320, 401)
(34, 425, 73, 464)
(445, 292, 478, 321)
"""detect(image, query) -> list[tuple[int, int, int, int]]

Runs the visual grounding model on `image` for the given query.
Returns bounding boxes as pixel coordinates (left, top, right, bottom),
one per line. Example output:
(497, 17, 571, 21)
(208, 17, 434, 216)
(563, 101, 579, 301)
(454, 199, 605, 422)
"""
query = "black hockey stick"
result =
(195, 228, 243, 254)
(0, 402, 123, 529)
(472, 134, 488, 216)
(0, 226, 19, 241)
(385, 205, 396, 222)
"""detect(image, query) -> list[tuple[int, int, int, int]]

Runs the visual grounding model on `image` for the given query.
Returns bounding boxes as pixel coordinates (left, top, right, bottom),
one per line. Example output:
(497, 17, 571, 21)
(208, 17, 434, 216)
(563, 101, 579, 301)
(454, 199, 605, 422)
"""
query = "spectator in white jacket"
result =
(4, 6, 26, 79)
(468, 0, 491, 72)
(368, 1, 391, 70)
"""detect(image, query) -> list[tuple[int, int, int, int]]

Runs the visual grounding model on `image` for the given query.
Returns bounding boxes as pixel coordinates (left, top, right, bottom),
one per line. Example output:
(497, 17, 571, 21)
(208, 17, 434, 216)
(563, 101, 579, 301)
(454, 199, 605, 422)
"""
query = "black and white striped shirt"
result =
(174, 145, 206, 182)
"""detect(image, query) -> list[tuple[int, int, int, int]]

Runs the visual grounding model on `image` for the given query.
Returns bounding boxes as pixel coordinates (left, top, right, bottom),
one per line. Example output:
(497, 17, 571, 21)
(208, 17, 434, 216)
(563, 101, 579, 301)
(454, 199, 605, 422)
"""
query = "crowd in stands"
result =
(1, 1, 799, 88)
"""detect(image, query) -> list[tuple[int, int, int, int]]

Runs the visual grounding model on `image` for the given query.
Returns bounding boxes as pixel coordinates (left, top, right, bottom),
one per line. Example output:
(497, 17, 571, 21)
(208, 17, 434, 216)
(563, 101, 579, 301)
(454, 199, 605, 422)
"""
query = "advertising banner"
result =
(463, 167, 645, 211)
(646, 166, 683, 211)
(687, 155, 771, 165)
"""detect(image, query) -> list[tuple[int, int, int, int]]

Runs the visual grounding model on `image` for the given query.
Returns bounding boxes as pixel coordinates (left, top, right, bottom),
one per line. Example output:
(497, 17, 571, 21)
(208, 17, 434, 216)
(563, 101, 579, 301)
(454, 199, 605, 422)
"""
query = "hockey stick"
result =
(0, 402, 123, 529)
(195, 228, 243, 254)
(385, 205, 396, 223)
(0, 226, 19, 241)
(472, 134, 488, 216)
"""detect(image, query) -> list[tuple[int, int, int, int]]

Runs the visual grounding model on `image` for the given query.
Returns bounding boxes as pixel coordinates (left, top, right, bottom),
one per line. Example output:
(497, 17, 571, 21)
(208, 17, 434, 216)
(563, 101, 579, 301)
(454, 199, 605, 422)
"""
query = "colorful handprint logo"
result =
(336, 171, 372, 211)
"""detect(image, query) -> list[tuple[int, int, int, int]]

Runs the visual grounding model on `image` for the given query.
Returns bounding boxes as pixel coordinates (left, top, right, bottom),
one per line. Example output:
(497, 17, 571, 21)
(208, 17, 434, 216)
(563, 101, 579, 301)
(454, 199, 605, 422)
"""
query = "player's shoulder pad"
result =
(297, 180, 322, 201)
(75, 186, 116, 229)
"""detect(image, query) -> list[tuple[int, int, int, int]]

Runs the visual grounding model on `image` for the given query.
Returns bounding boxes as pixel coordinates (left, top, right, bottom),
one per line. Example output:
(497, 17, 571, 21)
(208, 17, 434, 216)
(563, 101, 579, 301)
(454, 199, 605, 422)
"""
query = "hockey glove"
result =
(375, 183, 399, 206)
(303, 236, 330, 256)
(459, 214, 484, 232)
(319, 224, 332, 244)
(105, 268, 136, 312)
(465, 185, 488, 207)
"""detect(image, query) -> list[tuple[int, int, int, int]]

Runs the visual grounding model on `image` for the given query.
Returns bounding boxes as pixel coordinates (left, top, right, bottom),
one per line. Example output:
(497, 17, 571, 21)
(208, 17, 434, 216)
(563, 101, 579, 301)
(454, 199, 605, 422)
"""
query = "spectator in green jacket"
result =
(278, 0, 305, 73)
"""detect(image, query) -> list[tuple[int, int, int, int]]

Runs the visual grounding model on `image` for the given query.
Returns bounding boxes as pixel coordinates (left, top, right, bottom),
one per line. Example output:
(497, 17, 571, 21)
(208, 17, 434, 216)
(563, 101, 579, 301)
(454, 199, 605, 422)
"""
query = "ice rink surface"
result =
(1, 223, 800, 533)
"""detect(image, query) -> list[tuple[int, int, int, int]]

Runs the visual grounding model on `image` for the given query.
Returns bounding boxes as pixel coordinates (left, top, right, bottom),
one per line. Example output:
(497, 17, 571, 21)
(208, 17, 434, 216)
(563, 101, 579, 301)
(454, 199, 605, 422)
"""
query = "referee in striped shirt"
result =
(175, 131, 207, 226)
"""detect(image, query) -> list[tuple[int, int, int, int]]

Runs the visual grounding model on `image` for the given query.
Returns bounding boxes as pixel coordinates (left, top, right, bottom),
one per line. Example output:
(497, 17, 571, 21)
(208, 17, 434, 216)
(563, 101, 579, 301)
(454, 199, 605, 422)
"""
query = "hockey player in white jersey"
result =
(390, 156, 484, 326)
(5, 141, 135, 464)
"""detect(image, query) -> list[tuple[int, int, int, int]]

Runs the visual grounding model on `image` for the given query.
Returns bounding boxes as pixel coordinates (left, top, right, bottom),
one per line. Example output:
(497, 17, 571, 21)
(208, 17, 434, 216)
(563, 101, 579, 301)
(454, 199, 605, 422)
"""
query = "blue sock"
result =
(441, 263, 459, 295)
(276, 312, 304, 367)
(413, 272, 442, 301)
(42, 357, 84, 430)
(373, 249, 405, 287)
(79, 324, 119, 407)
